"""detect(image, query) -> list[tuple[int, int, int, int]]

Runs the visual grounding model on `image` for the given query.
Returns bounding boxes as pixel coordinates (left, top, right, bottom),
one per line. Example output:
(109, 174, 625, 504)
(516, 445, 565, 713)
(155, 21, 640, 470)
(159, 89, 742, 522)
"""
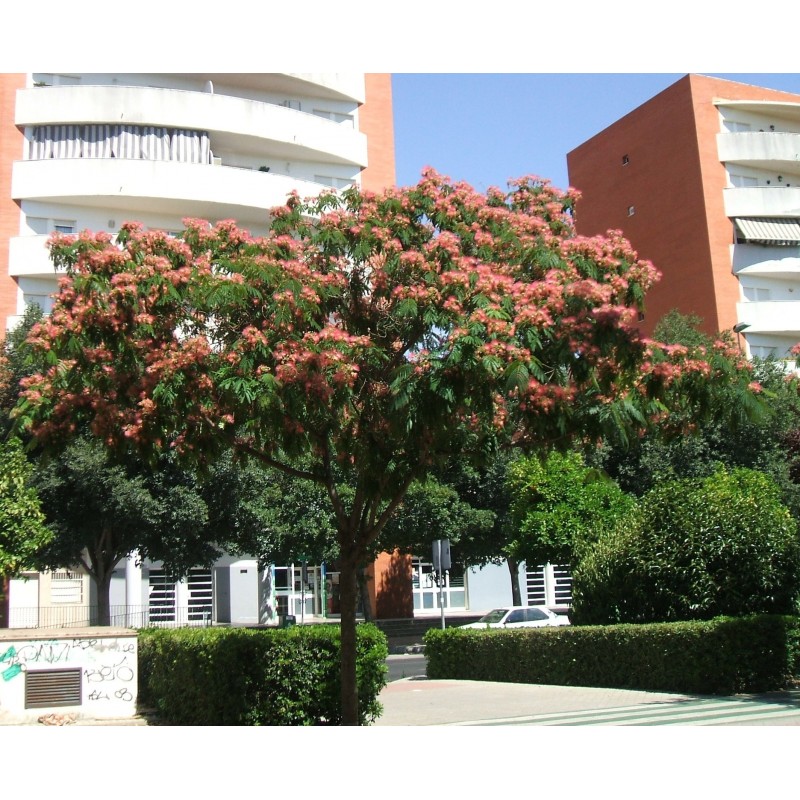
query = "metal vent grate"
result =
(25, 669, 82, 709)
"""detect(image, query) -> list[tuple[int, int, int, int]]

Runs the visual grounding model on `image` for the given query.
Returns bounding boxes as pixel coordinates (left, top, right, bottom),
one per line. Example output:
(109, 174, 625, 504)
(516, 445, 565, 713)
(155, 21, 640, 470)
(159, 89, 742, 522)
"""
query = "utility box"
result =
(278, 614, 296, 629)
(0, 627, 138, 723)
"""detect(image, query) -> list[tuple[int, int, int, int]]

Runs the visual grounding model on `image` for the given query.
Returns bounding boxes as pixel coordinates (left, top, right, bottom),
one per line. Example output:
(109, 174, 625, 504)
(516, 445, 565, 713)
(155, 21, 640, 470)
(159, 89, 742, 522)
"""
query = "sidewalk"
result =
(374, 677, 696, 725)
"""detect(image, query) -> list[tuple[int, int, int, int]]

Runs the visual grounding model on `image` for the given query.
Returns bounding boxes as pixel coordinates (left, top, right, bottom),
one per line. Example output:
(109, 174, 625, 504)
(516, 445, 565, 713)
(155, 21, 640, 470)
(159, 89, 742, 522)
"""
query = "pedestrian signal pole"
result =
(432, 539, 451, 630)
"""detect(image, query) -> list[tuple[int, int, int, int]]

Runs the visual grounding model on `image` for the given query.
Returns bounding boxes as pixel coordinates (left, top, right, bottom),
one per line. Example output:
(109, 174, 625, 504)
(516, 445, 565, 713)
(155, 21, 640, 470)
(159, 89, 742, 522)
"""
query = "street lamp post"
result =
(733, 322, 750, 353)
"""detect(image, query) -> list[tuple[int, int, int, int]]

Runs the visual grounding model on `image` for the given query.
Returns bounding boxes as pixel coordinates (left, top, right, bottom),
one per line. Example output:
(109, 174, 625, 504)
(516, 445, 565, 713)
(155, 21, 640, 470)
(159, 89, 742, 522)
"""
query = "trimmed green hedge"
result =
(424, 615, 800, 695)
(138, 623, 388, 725)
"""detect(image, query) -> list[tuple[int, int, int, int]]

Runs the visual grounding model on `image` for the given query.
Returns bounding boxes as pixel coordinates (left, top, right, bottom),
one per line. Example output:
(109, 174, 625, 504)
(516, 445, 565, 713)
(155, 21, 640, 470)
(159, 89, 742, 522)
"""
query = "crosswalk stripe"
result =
(453, 697, 800, 726)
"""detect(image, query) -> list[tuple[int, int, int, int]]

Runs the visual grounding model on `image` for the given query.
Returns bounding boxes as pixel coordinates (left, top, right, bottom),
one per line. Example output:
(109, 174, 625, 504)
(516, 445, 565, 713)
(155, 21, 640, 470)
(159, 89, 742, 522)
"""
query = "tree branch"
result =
(233, 438, 320, 482)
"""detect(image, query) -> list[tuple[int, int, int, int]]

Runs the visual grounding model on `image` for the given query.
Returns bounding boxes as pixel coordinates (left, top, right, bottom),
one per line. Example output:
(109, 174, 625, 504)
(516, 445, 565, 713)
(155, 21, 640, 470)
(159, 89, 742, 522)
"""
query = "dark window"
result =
(526, 608, 549, 622)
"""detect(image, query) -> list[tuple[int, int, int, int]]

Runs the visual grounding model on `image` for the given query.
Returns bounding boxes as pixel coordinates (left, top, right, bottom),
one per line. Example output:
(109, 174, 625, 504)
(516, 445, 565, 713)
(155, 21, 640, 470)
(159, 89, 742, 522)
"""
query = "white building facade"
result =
(2, 72, 394, 329)
(717, 99, 800, 364)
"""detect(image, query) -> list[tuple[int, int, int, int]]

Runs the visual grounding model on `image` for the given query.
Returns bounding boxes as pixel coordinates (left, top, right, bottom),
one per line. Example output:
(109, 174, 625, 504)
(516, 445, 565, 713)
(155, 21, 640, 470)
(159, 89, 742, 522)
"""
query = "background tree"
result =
(0, 438, 52, 627)
(0, 306, 52, 626)
(438, 453, 524, 602)
(16, 171, 756, 724)
(571, 467, 800, 624)
(205, 451, 339, 568)
(0, 304, 44, 437)
(32, 437, 221, 625)
(507, 450, 634, 572)
(589, 310, 800, 516)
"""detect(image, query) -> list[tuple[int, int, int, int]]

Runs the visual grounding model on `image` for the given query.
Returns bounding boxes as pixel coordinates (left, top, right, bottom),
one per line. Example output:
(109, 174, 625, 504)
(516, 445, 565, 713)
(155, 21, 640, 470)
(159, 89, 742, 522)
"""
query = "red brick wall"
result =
(568, 76, 718, 336)
(0, 74, 25, 332)
(359, 74, 396, 192)
(367, 550, 413, 620)
(358, 75, 404, 617)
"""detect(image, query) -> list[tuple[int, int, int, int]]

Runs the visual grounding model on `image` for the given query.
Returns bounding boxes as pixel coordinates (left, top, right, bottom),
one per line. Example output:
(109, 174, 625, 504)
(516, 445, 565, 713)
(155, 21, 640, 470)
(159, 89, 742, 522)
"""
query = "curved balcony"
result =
(186, 73, 365, 103)
(716, 100, 800, 124)
(735, 300, 800, 335)
(723, 186, 800, 218)
(717, 131, 800, 173)
(16, 85, 367, 167)
(732, 243, 800, 277)
(8, 235, 57, 278)
(11, 158, 331, 228)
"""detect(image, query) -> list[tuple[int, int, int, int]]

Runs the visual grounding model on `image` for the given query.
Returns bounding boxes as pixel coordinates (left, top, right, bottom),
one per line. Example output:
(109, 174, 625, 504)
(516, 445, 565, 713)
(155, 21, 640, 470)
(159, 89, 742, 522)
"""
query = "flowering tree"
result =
(15, 169, 756, 724)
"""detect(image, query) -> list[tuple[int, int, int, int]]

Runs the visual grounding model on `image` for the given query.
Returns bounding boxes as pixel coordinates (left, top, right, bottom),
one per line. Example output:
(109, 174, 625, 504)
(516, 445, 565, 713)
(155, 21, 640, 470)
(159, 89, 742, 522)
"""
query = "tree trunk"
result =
(0, 574, 9, 628)
(358, 566, 373, 623)
(338, 554, 360, 725)
(507, 557, 522, 606)
(93, 566, 113, 626)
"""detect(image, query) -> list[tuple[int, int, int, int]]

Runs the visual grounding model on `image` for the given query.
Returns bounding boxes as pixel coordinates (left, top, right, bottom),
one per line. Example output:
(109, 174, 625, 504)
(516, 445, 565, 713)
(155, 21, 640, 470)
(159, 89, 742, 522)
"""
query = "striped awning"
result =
(141, 126, 171, 160)
(170, 129, 211, 164)
(82, 124, 113, 158)
(26, 124, 211, 164)
(111, 125, 142, 159)
(734, 217, 800, 245)
(29, 126, 52, 159)
(51, 125, 82, 158)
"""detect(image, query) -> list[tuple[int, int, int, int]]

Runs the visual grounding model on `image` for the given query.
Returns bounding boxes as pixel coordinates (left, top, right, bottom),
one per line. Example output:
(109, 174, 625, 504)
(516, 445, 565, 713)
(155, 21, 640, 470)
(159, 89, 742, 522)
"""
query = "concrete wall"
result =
(465, 562, 518, 611)
(0, 627, 138, 722)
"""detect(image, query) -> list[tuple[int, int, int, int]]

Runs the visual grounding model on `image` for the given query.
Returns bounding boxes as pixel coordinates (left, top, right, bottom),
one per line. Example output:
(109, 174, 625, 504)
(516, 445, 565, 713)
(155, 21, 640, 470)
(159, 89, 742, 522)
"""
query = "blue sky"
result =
(392, 74, 800, 193)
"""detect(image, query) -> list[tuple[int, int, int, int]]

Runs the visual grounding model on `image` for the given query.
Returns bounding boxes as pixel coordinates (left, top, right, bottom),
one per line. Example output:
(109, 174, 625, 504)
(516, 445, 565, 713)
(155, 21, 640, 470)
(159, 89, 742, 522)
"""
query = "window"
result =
(148, 569, 176, 623)
(723, 120, 751, 133)
(53, 220, 76, 234)
(743, 287, 771, 302)
(50, 570, 83, 604)
(622, 154, 629, 165)
(313, 109, 354, 127)
(186, 570, 213, 622)
(526, 607, 549, 622)
(627, 205, 635, 216)
(730, 174, 758, 188)
(24, 294, 54, 315)
(751, 345, 777, 358)
(314, 175, 354, 190)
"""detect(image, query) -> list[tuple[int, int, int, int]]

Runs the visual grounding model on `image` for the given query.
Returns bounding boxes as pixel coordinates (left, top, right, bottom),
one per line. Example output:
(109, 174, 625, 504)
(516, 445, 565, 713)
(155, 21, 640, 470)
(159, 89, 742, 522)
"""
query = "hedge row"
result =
(138, 623, 388, 725)
(424, 615, 800, 695)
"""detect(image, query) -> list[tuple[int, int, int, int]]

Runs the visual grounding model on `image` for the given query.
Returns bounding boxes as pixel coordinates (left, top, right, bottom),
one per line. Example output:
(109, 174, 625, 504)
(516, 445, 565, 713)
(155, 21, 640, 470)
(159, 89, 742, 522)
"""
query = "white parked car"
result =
(460, 606, 570, 629)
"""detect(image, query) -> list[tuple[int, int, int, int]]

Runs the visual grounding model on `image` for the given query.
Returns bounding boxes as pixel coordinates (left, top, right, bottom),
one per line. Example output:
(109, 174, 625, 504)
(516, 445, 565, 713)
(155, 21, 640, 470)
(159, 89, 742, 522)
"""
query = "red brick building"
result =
(568, 74, 800, 361)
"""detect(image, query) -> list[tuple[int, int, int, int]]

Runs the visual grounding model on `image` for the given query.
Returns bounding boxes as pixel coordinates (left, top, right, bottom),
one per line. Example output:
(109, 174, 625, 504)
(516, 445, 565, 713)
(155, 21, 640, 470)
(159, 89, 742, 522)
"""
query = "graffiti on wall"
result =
(0, 637, 136, 703)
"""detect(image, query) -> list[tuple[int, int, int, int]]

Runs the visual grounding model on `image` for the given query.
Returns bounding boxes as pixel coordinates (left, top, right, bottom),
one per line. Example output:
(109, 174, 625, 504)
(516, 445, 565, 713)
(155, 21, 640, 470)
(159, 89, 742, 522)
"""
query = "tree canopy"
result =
(0, 437, 52, 627)
(507, 450, 635, 568)
(15, 170, 759, 723)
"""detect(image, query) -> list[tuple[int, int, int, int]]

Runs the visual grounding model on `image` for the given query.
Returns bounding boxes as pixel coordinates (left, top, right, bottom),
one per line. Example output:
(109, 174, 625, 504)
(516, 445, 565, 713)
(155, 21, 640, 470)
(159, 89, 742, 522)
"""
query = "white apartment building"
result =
(1, 72, 395, 330)
(718, 98, 800, 363)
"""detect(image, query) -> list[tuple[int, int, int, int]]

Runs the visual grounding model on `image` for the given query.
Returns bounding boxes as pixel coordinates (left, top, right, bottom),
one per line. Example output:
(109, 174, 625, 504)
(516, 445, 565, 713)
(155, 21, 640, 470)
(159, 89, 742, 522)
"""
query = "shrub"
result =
(571, 467, 800, 625)
(138, 623, 387, 725)
(424, 615, 800, 695)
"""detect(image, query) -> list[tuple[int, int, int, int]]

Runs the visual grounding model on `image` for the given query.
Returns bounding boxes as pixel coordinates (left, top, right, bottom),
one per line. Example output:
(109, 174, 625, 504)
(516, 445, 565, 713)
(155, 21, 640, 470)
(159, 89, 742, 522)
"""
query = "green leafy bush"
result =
(138, 623, 387, 725)
(507, 450, 635, 566)
(424, 615, 800, 695)
(571, 467, 800, 625)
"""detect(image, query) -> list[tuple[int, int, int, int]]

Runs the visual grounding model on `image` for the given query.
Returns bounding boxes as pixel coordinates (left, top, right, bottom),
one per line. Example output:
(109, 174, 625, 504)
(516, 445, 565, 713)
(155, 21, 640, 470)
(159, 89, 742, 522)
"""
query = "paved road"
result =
(386, 654, 427, 682)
